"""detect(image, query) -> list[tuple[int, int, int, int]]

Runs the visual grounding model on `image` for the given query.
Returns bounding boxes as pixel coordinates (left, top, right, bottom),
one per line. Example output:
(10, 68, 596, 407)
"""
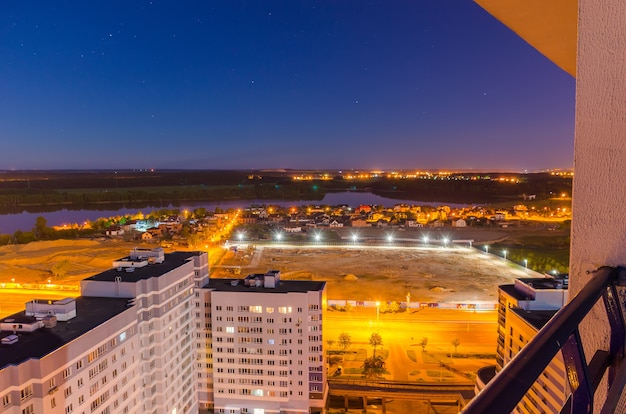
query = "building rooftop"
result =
(499, 284, 530, 301)
(207, 278, 326, 294)
(517, 277, 568, 290)
(84, 251, 200, 283)
(0, 296, 130, 370)
(510, 308, 558, 331)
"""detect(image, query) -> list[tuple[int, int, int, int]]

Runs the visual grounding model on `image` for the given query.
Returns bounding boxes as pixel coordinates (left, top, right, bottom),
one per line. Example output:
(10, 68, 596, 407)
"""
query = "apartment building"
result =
(477, 276, 569, 414)
(0, 248, 208, 414)
(201, 271, 327, 414)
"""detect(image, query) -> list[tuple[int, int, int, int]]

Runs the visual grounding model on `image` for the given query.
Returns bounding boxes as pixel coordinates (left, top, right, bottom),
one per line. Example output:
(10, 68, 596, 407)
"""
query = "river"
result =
(0, 192, 470, 234)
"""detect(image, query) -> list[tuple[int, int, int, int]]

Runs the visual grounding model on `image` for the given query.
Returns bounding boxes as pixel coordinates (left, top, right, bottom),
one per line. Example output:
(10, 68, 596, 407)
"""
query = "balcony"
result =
(462, 267, 626, 413)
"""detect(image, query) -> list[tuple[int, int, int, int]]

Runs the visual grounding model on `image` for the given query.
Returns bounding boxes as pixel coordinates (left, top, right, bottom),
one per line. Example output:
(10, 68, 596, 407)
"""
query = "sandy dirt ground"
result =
(0, 239, 162, 316)
(212, 244, 532, 303)
(0, 227, 541, 315)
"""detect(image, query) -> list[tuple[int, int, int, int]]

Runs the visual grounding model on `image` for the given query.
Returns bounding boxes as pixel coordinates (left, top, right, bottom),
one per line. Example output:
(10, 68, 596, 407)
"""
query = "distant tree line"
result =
(366, 173, 572, 204)
(0, 182, 325, 214)
(0, 171, 572, 213)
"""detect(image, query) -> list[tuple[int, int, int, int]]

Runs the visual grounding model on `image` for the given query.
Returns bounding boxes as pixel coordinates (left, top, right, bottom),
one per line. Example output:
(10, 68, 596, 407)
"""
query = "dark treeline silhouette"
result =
(0, 170, 571, 213)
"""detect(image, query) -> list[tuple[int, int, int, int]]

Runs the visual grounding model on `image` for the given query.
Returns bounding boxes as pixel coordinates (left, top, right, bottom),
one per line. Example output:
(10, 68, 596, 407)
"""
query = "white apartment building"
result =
(201, 271, 327, 414)
(476, 276, 569, 414)
(0, 248, 208, 414)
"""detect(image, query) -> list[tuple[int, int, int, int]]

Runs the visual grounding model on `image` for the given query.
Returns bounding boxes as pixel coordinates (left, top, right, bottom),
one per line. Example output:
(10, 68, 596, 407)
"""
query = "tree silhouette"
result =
(338, 332, 352, 352)
(362, 355, 385, 379)
(369, 332, 383, 358)
(33, 216, 48, 239)
(451, 338, 461, 356)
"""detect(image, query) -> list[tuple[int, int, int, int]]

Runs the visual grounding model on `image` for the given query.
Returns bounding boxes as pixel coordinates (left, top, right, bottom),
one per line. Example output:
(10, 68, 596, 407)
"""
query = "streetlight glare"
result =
(386, 234, 393, 242)
(351, 234, 359, 242)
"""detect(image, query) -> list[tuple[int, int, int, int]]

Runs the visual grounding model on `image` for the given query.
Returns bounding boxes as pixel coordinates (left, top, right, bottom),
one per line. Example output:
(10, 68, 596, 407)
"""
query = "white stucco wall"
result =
(571, 0, 626, 409)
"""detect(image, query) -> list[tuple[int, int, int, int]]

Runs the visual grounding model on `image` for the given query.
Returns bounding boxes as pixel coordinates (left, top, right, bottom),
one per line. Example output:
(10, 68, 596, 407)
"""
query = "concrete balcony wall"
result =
(571, 0, 626, 410)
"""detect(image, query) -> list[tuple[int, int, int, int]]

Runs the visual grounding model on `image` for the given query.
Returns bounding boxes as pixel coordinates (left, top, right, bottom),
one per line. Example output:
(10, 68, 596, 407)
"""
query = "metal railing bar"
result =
(600, 355, 626, 414)
(561, 330, 592, 413)
(461, 267, 618, 413)
(602, 281, 626, 386)
(588, 350, 611, 391)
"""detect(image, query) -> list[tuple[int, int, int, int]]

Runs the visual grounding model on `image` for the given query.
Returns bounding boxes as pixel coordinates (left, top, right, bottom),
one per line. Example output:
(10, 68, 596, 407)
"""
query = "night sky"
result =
(1, 1, 574, 171)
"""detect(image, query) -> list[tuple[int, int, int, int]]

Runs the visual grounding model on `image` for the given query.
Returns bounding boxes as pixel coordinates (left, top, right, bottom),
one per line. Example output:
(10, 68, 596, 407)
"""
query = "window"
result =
(20, 385, 33, 400)
(2, 394, 10, 406)
(51, 397, 57, 408)
(65, 404, 74, 414)
(76, 360, 84, 370)
(63, 367, 71, 379)
(21, 404, 34, 414)
(64, 387, 73, 397)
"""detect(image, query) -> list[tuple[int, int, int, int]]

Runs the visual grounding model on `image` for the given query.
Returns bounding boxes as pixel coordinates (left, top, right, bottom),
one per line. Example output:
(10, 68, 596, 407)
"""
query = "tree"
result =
(362, 355, 386, 379)
(338, 332, 352, 351)
(369, 332, 383, 358)
(33, 216, 48, 239)
(326, 338, 335, 349)
(451, 338, 461, 356)
(420, 337, 429, 351)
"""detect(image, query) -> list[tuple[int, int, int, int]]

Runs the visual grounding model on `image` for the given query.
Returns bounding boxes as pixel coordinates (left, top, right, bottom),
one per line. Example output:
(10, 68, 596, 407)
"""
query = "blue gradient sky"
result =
(0, 1, 575, 171)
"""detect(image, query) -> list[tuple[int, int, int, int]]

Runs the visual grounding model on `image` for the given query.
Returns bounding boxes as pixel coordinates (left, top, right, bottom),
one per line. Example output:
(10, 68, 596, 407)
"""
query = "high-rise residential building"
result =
(199, 271, 327, 414)
(477, 276, 569, 414)
(0, 248, 207, 414)
(1, 250, 327, 414)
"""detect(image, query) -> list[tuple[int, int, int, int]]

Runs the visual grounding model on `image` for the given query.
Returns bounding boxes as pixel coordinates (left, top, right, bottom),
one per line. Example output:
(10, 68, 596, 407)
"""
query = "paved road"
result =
(325, 307, 497, 383)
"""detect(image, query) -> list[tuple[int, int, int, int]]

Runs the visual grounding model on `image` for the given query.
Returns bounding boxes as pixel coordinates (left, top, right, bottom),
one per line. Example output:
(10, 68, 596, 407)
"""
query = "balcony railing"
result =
(462, 266, 626, 414)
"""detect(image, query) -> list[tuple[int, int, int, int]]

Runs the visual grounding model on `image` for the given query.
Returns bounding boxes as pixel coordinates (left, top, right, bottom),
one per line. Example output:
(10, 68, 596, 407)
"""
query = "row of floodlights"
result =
(230, 232, 556, 274)
(235, 231, 453, 245)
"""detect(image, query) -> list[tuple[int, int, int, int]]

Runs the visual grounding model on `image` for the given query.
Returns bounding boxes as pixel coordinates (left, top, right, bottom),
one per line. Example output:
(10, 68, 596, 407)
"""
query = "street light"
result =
(524, 259, 528, 269)
(386, 234, 393, 243)
(422, 236, 429, 245)
(237, 232, 244, 241)
(484, 245, 489, 254)
(442, 237, 449, 248)
(376, 301, 380, 324)
(503, 250, 508, 260)
(275, 232, 283, 241)
(314, 233, 322, 242)
(351, 233, 359, 243)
